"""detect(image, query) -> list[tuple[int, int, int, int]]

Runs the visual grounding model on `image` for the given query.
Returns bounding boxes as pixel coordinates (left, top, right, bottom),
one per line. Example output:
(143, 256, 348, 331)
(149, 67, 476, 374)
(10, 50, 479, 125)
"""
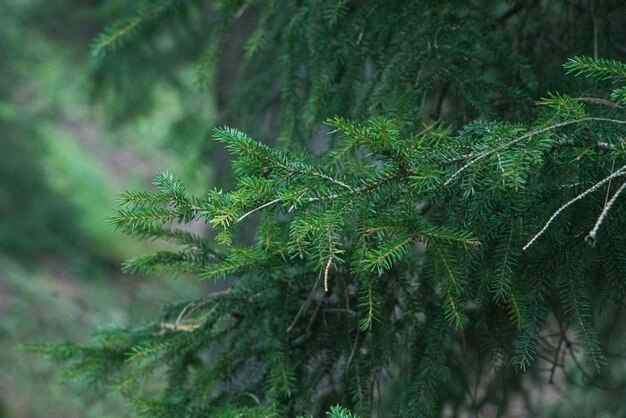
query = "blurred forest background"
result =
(1, 1, 212, 416)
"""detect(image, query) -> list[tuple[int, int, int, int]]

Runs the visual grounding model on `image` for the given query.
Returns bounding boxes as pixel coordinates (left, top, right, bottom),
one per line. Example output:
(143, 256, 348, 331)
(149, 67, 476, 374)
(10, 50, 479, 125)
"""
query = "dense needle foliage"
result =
(36, 1, 626, 417)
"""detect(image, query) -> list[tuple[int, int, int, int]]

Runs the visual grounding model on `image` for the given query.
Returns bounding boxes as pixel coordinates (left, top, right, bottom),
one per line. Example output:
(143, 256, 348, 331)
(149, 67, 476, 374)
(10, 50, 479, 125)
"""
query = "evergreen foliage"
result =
(36, 1, 626, 417)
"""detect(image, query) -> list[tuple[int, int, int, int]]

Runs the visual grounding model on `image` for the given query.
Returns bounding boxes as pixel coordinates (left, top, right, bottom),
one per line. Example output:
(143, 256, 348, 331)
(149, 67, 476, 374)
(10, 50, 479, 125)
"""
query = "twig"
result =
(175, 301, 196, 328)
(431, 82, 450, 121)
(235, 198, 280, 223)
(346, 327, 361, 372)
(576, 97, 623, 109)
(160, 323, 200, 332)
(306, 297, 323, 332)
(308, 172, 398, 203)
(549, 334, 565, 384)
(586, 179, 626, 247)
(287, 276, 321, 332)
(308, 171, 354, 191)
(601, 158, 616, 216)
(236, 173, 390, 224)
(523, 165, 626, 251)
(324, 253, 333, 292)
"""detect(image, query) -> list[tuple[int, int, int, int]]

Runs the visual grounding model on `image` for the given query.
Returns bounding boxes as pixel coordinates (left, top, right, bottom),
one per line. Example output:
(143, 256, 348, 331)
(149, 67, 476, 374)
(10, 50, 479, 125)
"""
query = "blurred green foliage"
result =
(0, 1, 209, 416)
(0, 1, 82, 259)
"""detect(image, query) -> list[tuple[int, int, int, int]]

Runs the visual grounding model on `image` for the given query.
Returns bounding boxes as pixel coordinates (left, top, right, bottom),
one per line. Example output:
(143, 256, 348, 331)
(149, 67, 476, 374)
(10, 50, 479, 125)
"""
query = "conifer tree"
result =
(36, 1, 626, 417)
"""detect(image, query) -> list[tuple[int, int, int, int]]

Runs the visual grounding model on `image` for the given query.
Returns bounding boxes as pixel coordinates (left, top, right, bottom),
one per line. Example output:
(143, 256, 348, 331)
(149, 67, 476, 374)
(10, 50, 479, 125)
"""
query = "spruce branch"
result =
(308, 169, 399, 204)
(560, 266, 606, 371)
(214, 126, 354, 191)
(358, 280, 380, 331)
(39, 0, 626, 413)
(92, 0, 183, 56)
(443, 117, 626, 188)
(233, 169, 399, 222)
(564, 56, 626, 83)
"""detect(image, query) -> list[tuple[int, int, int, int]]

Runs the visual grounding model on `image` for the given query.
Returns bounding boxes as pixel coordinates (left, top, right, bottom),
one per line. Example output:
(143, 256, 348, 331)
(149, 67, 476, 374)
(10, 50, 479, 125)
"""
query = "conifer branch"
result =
(231, 170, 389, 225)
(564, 56, 626, 83)
(307, 171, 399, 203)
(443, 117, 626, 187)
(359, 281, 378, 331)
(92, 0, 182, 56)
(42, 1, 626, 412)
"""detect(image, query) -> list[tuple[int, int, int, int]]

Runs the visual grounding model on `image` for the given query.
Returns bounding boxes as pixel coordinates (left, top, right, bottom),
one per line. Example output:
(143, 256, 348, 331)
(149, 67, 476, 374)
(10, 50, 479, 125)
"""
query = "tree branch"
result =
(443, 117, 626, 188)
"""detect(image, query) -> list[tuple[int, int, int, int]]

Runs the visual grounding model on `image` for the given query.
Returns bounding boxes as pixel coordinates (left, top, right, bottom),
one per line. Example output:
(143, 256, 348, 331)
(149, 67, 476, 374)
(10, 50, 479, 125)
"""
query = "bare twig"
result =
(523, 165, 626, 250)
(235, 198, 280, 223)
(287, 276, 321, 332)
(576, 97, 623, 109)
(431, 82, 450, 121)
(586, 180, 626, 247)
(602, 159, 616, 212)
(160, 323, 200, 332)
(308, 171, 354, 191)
(549, 334, 565, 384)
(324, 253, 333, 292)
(346, 327, 361, 372)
